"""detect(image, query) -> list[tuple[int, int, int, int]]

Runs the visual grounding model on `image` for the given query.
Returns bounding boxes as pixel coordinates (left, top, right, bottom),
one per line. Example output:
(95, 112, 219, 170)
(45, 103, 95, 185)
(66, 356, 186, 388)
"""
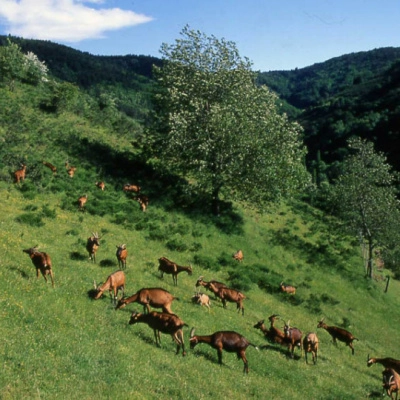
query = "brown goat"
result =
(283, 320, 303, 358)
(280, 282, 296, 295)
(191, 292, 211, 310)
(22, 247, 54, 287)
(317, 318, 358, 355)
(116, 244, 127, 270)
(233, 250, 244, 262)
(158, 257, 193, 286)
(123, 183, 140, 193)
(65, 161, 76, 178)
(95, 181, 105, 191)
(133, 194, 149, 212)
(254, 314, 290, 349)
(93, 270, 125, 304)
(189, 328, 258, 374)
(303, 332, 319, 364)
(78, 194, 88, 210)
(14, 163, 27, 183)
(116, 287, 178, 314)
(382, 368, 400, 400)
(129, 311, 187, 356)
(367, 356, 400, 374)
(208, 282, 246, 316)
(196, 276, 227, 299)
(42, 161, 57, 174)
(86, 232, 100, 263)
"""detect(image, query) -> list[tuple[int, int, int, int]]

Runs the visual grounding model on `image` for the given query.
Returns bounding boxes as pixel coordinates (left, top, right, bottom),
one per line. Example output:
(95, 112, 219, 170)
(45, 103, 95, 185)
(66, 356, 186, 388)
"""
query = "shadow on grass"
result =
(9, 266, 30, 279)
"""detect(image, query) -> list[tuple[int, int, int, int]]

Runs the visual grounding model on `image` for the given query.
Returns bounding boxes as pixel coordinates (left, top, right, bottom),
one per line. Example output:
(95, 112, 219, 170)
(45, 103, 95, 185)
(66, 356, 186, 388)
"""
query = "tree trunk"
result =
(366, 237, 373, 279)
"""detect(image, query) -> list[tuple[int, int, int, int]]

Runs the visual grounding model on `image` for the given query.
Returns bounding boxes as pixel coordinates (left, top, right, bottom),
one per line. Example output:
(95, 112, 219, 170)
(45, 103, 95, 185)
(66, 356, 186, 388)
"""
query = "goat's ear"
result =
(93, 280, 97, 289)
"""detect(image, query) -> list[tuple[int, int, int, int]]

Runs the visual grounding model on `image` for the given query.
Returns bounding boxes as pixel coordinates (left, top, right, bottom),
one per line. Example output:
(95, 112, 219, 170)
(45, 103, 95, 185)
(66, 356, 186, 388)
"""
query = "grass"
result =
(0, 179, 398, 400)
(0, 81, 398, 400)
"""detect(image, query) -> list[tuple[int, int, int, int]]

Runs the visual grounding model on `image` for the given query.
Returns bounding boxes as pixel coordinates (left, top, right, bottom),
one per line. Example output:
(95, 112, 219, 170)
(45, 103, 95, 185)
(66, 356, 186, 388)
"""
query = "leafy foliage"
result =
(149, 26, 310, 214)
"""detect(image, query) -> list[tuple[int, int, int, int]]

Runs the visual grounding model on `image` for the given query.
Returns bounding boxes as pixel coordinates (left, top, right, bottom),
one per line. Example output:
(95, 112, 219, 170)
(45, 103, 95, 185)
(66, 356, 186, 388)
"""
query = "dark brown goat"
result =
(303, 332, 319, 364)
(283, 320, 303, 358)
(42, 161, 57, 174)
(189, 328, 258, 374)
(367, 356, 400, 374)
(86, 232, 100, 262)
(317, 318, 358, 355)
(93, 270, 125, 304)
(254, 314, 289, 349)
(158, 257, 193, 286)
(14, 163, 27, 183)
(116, 287, 177, 314)
(116, 244, 127, 270)
(23, 247, 55, 287)
(382, 368, 400, 400)
(208, 282, 246, 316)
(129, 311, 187, 356)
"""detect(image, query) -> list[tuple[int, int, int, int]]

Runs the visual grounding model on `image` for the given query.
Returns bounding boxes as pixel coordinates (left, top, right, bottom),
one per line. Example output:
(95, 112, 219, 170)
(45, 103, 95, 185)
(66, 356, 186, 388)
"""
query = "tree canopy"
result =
(149, 26, 310, 214)
(331, 137, 400, 278)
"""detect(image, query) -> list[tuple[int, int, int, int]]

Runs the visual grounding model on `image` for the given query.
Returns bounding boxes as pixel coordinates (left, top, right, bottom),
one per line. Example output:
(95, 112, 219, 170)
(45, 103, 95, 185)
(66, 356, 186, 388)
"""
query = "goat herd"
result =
(21, 241, 400, 398)
(15, 163, 399, 397)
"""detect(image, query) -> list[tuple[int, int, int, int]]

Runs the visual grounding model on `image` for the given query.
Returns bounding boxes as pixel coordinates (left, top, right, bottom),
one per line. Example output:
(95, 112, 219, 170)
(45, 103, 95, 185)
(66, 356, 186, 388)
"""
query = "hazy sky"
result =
(0, 0, 399, 72)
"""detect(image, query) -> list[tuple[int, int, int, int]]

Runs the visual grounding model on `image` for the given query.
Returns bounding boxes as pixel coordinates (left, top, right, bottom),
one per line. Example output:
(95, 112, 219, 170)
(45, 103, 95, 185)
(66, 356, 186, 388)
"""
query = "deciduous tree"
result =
(331, 137, 400, 278)
(149, 26, 309, 214)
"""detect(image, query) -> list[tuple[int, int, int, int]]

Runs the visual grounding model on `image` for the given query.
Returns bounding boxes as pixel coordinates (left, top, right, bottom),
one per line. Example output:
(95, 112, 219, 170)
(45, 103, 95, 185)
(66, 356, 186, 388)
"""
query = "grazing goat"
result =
(65, 161, 76, 178)
(196, 276, 227, 299)
(129, 311, 187, 356)
(382, 368, 400, 400)
(42, 161, 57, 174)
(208, 282, 246, 316)
(123, 183, 140, 193)
(191, 292, 211, 310)
(303, 332, 319, 364)
(367, 356, 400, 374)
(95, 181, 105, 191)
(86, 232, 100, 263)
(283, 320, 303, 358)
(158, 257, 193, 286)
(254, 314, 288, 348)
(93, 270, 125, 304)
(189, 328, 258, 374)
(78, 194, 88, 210)
(116, 244, 127, 270)
(317, 318, 358, 355)
(232, 250, 244, 262)
(280, 282, 296, 295)
(133, 194, 149, 212)
(14, 163, 27, 183)
(22, 247, 54, 287)
(116, 287, 177, 314)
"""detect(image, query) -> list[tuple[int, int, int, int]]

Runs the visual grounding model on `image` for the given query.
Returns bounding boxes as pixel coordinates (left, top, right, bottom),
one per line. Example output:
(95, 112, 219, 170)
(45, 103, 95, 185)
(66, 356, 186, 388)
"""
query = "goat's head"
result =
(23, 246, 39, 256)
(317, 318, 326, 329)
(253, 320, 265, 329)
(195, 276, 204, 287)
(129, 311, 142, 325)
(187, 265, 193, 275)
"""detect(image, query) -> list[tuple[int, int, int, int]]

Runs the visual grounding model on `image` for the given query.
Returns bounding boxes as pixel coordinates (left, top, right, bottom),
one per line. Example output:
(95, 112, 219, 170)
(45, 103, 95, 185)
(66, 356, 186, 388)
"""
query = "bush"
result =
(15, 212, 44, 227)
(166, 238, 188, 252)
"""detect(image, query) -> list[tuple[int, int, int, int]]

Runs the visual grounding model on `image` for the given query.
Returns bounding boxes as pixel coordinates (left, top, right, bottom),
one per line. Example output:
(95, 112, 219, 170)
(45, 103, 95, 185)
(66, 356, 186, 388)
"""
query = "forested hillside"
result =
(3, 36, 400, 179)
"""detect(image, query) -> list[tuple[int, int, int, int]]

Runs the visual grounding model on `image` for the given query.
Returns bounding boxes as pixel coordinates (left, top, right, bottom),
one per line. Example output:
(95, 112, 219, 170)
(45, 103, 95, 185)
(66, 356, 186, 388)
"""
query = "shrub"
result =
(193, 254, 218, 270)
(15, 212, 44, 227)
(166, 237, 188, 252)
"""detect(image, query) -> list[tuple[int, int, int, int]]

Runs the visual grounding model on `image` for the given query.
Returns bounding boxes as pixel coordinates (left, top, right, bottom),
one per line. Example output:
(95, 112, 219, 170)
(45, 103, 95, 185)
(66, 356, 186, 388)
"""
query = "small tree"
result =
(149, 26, 310, 214)
(331, 137, 400, 278)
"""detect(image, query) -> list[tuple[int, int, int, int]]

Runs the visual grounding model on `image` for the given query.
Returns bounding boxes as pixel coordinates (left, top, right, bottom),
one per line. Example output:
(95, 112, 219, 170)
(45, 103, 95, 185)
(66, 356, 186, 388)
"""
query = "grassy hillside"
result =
(1, 74, 399, 400)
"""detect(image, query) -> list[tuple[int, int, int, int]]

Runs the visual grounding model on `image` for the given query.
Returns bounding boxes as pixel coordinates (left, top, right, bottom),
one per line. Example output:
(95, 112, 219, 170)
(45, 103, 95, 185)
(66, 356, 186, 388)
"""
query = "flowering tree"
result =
(149, 27, 310, 214)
